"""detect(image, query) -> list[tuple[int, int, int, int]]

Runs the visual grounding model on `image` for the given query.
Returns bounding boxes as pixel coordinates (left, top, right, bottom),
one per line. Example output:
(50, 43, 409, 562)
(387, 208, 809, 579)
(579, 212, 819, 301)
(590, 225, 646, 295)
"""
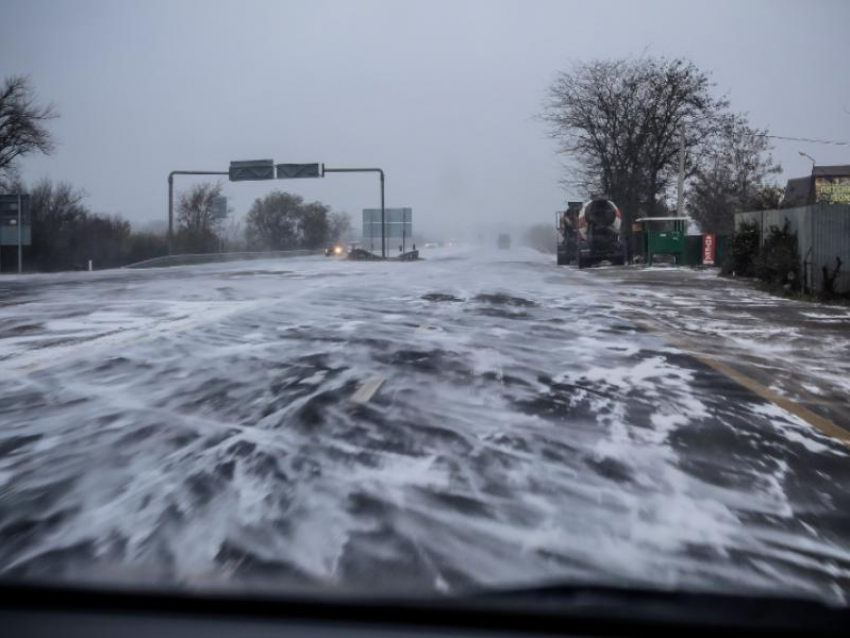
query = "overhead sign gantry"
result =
(168, 161, 386, 256)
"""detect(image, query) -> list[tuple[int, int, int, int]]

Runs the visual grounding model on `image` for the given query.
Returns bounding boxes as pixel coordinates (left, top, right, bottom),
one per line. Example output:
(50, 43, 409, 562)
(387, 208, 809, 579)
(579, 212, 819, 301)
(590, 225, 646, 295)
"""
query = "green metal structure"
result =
(637, 217, 691, 265)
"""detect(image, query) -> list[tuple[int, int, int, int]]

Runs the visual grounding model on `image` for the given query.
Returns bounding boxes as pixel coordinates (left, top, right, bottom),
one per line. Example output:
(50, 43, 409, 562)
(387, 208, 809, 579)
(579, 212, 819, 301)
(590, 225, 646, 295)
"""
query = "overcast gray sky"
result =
(2, 0, 849, 237)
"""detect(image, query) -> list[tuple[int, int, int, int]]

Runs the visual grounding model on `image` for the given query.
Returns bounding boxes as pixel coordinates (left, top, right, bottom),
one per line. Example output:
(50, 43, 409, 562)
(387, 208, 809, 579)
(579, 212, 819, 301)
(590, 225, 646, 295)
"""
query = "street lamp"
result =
(798, 151, 816, 169)
(798, 152, 817, 206)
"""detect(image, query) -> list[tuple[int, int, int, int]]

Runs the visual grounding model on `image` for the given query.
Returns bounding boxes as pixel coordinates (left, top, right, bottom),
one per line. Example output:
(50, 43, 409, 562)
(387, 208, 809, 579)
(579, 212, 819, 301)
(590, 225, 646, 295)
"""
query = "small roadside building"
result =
(635, 217, 724, 266)
(782, 165, 850, 207)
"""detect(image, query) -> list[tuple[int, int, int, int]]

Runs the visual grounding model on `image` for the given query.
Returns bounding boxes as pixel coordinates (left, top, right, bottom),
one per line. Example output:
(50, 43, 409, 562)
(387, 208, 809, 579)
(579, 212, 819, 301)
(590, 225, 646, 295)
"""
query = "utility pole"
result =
(17, 193, 22, 273)
(168, 174, 173, 254)
(675, 124, 686, 217)
(381, 170, 385, 258)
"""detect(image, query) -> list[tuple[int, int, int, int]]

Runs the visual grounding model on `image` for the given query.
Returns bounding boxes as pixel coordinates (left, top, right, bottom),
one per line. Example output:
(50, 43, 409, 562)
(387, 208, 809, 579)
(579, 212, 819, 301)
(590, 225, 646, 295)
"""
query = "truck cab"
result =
(556, 201, 583, 265)
(576, 197, 626, 268)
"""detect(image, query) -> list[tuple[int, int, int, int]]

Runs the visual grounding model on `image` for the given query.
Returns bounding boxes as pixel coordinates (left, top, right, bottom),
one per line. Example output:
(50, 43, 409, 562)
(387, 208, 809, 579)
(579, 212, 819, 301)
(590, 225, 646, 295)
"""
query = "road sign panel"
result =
(229, 159, 274, 181)
(210, 196, 228, 220)
(362, 208, 412, 239)
(276, 163, 322, 179)
(702, 233, 716, 265)
(0, 194, 32, 246)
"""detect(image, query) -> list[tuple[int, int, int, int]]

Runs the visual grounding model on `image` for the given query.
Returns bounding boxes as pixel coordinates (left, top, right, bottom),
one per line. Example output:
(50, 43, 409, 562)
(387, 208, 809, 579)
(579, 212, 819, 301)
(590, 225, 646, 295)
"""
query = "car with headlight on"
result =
(324, 243, 346, 257)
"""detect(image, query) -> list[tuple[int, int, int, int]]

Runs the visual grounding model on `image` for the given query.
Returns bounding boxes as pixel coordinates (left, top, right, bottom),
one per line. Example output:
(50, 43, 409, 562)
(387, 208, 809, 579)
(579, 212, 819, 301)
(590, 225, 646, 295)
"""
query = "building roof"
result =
(812, 165, 850, 177)
(782, 167, 850, 206)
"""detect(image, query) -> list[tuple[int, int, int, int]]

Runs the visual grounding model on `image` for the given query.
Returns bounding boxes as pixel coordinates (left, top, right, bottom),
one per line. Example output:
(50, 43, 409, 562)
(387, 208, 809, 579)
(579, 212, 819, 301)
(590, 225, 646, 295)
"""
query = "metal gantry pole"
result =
(322, 167, 386, 258)
(168, 174, 174, 255)
(380, 170, 385, 258)
(168, 170, 228, 255)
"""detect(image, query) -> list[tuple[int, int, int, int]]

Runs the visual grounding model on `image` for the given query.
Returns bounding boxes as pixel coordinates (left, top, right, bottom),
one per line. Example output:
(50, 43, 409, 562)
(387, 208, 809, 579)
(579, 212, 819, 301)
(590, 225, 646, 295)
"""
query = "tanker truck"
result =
(555, 201, 583, 265)
(575, 196, 626, 269)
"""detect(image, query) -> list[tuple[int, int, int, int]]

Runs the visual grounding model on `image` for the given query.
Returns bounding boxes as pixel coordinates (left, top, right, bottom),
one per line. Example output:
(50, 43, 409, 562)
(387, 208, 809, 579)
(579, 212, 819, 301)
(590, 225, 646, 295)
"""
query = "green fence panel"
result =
(684, 236, 702, 265)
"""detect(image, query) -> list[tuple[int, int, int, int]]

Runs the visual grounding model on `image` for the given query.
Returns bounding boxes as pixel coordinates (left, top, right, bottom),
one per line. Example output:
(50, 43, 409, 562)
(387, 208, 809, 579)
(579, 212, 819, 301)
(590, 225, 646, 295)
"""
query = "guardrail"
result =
(124, 249, 323, 269)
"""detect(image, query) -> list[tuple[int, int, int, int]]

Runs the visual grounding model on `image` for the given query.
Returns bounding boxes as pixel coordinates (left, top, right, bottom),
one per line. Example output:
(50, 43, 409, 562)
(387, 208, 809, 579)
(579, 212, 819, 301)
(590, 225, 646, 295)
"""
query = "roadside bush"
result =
(124, 232, 168, 265)
(820, 257, 844, 300)
(2, 178, 171, 271)
(755, 221, 800, 291)
(721, 220, 759, 277)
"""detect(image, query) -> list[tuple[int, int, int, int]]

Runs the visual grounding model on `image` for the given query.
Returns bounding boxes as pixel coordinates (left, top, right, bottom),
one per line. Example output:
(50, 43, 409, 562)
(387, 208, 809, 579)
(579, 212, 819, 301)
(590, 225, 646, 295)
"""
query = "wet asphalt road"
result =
(0, 247, 848, 603)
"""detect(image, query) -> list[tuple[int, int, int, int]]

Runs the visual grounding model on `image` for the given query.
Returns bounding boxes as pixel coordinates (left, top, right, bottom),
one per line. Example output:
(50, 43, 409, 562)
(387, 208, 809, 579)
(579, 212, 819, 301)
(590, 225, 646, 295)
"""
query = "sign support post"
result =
(0, 194, 31, 274)
(322, 166, 385, 257)
(167, 161, 387, 258)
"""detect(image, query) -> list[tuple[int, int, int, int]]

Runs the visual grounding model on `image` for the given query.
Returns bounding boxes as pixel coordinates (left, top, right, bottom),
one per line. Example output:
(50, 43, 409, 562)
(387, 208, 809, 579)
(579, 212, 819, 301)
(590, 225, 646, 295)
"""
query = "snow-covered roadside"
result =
(594, 267, 850, 403)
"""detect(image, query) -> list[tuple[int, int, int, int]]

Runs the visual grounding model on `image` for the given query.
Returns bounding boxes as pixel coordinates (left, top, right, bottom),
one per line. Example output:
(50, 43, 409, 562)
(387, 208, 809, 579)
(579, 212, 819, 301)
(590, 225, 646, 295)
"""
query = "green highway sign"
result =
(210, 196, 228, 220)
(229, 159, 274, 181)
(276, 163, 322, 179)
(363, 208, 412, 239)
(0, 194, 32, 247)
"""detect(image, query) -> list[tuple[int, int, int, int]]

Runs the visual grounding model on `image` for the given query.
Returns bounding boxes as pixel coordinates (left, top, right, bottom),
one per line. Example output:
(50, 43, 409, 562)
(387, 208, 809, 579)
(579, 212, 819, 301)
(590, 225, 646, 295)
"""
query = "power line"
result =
(685, 116, 849, 146)
(751, 133, 850, 146)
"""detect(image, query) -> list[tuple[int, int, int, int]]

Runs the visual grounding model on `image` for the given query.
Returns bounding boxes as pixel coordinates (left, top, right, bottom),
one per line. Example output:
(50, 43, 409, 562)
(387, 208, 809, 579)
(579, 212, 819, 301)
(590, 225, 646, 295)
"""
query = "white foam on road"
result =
(0, 247, 848, 602)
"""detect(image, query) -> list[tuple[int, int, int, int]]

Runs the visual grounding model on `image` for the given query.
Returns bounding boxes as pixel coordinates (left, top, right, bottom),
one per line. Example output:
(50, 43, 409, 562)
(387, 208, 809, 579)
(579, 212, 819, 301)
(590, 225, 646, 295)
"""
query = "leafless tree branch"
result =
(0, 75, 59, 176)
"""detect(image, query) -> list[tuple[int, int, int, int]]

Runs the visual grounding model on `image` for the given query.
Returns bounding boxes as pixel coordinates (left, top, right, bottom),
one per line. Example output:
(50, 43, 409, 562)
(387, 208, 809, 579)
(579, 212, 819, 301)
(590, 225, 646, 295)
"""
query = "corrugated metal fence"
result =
(735, 204, 850, 293)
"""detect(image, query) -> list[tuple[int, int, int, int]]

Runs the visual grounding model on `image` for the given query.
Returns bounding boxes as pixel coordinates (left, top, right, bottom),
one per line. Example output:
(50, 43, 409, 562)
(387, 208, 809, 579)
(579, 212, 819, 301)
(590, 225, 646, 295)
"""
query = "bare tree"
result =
(0, 76, 58, 179)
(27, 179, 88, 268)
(176, 182, 222, 252)
(245, 191, 303, 250)
(244, 191, 331, 250)
(301, 201, 330, 249)
(328, 211, 353, 242)
(747, 185, 784, 211)
(220, 215, 245, 251)
(687, 116, 781, 233)
(542, 57, 728, 250)
(0, 163, 23, 193)
(12, 178, 163, 271)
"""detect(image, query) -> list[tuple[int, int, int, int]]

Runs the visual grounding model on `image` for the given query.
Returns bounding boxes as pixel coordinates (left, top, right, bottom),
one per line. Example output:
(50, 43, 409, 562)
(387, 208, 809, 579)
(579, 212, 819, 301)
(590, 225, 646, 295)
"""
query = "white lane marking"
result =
(350, 376, 385, 404)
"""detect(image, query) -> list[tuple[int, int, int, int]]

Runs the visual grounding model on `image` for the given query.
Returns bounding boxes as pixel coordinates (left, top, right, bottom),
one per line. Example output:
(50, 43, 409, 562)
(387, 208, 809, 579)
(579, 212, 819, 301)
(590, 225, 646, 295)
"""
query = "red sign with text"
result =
(702, 233, 716, 265)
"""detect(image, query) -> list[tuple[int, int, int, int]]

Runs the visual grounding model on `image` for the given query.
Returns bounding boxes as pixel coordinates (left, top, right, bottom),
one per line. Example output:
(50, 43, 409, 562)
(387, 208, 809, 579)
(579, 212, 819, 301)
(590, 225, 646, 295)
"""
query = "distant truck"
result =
(575, 197, 626, 268)
(497, 233, 511, 249)
(555, 201, 583, 265)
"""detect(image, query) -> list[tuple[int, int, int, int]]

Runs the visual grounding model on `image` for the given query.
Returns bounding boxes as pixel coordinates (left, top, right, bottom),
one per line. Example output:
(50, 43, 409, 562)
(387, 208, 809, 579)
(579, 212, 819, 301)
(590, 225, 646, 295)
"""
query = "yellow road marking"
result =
(628, 315, 850, 446)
